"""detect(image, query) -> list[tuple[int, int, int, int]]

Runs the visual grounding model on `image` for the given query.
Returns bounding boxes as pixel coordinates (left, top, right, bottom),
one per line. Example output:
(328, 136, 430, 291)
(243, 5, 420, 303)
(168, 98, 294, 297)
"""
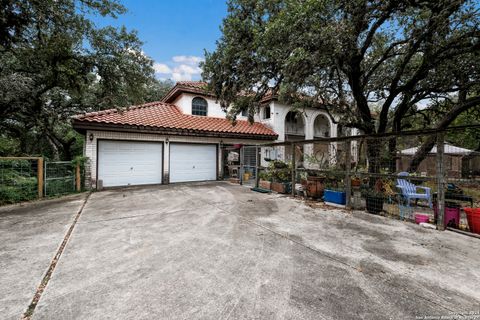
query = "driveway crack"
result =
(21, 193, 91, 320)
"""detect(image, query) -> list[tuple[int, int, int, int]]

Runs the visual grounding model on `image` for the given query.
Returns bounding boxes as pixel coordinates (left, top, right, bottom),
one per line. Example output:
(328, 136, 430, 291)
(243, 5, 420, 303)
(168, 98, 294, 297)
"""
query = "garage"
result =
(98, 140, 163, 187)
(169, 143, 217, 183)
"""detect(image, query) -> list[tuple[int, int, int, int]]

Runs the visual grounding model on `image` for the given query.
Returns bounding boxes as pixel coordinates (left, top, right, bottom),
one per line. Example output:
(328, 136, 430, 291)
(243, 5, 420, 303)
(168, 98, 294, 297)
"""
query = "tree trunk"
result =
(46, 135, 60, 160)
(367, 140, 381, 174)
(407, 135, 436, 172)
(407, 96, 480, 172)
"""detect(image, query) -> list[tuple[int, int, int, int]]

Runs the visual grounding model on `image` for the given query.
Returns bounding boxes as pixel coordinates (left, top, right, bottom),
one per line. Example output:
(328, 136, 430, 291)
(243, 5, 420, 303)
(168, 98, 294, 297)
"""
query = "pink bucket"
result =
(433, 203, 460, 228)
(415, 213, 430, 224)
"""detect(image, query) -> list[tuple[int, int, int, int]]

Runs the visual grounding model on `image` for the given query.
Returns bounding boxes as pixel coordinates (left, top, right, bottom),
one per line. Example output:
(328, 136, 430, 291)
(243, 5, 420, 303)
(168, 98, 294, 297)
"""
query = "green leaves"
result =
(204, 0, 480, 135)
(0, 0, 157, 159)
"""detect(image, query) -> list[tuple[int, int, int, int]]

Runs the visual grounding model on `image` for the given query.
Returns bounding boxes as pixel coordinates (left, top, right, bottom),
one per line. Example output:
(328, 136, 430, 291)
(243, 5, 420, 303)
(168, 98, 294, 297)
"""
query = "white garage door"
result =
(98, 140, 163, 187)
(170, 144, 217, 183)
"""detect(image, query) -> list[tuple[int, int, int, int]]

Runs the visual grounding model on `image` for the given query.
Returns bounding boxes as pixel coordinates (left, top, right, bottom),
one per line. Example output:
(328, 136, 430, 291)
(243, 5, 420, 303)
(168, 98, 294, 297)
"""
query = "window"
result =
(264, 106, 271, 119)
(241, 109, 248, 117)
(192, 97, 208, 116)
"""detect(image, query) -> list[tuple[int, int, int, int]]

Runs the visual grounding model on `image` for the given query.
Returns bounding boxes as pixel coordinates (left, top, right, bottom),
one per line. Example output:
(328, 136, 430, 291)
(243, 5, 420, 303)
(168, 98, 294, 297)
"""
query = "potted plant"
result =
(258, 171, 272, 190)
(304, 170, 326, 199)
(266, 160, 292, 194)
(351, 176, 361, 187)
(365, 178, 385, 214)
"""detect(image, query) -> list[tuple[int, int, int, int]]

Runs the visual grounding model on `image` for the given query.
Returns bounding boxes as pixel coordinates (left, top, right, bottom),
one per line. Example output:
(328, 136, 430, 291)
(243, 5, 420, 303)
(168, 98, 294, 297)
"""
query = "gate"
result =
(240, 145, 260, 187)
(44, 161, 76, 197)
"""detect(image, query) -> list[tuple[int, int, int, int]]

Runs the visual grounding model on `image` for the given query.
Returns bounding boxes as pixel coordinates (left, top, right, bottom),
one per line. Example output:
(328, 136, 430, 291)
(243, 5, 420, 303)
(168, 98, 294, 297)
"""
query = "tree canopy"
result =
(0, 0, 168, 159)
(203, 0, 480, 135)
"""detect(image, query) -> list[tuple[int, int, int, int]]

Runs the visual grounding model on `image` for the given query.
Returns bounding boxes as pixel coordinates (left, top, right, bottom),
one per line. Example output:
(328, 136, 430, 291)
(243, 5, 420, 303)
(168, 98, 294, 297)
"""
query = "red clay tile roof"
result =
(162, 81, 211, 103)
(73, 101, 278, 139)
(162, 81, 278, 104)
(176, 81, 208, 89)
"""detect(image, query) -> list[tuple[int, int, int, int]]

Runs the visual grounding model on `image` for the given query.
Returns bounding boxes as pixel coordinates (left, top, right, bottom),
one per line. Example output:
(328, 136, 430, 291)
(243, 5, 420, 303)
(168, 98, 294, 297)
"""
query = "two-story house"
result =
(73, 81, 339, 188)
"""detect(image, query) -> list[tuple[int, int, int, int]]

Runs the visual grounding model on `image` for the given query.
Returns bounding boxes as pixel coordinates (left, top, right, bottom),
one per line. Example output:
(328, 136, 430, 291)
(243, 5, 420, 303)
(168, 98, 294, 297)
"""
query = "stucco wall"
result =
(172, 93, 252, 120)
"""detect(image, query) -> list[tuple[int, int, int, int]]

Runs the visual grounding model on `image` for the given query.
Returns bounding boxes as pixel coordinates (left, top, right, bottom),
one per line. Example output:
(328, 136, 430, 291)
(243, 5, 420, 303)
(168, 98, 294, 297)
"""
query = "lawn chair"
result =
(396, 172, 432, 209)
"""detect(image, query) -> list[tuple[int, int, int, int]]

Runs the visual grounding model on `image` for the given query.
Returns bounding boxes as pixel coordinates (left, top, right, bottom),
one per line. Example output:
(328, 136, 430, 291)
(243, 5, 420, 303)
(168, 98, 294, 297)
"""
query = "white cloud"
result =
(176, 64, 201, 75)
(172, 72, 192, 81)
(172, 55, 204, 65)
(153, 63, 171, 74)
(153, 55, 204, 82)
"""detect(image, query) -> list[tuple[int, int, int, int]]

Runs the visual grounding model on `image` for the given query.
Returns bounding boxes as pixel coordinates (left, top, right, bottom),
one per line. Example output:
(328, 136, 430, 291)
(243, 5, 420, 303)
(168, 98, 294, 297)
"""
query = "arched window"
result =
(192, 97, 208, 116)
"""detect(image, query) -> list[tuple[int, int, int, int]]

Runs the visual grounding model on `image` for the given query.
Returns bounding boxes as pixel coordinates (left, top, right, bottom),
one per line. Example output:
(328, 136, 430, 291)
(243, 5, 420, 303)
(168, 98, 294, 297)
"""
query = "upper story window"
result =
(263, 106, 271, 119)
(192, 97, 208, 116)
(241, 109, 248, 117)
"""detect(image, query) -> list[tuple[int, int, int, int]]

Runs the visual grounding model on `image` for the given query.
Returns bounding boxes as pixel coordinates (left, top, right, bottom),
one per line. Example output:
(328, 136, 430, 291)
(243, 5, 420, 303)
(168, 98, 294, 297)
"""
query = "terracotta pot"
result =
(351, 178, 361, 187)
(259, 179, 271, 190)
(271, 182, 291, 194)
(306, 176, 325, 199)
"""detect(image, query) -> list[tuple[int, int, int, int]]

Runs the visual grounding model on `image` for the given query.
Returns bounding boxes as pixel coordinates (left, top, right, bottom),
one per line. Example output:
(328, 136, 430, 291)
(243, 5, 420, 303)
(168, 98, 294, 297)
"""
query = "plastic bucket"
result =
(433, 203, 460, 228)
(464, 208, 480, 235)
(415, 214, 430, 224)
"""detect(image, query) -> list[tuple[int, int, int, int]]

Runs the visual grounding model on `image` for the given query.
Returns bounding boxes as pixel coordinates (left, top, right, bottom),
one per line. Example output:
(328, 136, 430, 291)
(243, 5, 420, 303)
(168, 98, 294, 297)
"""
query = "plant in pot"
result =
(268, 160, 292, 194)
(303, 153, 328, 199)
(258, 171, 272, 190)
(365, 178, 385, 214)
(351, 175, 361, 187)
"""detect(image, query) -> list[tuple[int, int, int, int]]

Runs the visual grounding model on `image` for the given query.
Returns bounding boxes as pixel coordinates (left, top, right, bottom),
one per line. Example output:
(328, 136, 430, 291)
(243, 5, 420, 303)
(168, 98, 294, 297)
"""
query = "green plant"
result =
(71, 156, 88, 167)
(366, 178, 386, 198)
(263, 160, 292, 183)
(258, 171, 272, 181)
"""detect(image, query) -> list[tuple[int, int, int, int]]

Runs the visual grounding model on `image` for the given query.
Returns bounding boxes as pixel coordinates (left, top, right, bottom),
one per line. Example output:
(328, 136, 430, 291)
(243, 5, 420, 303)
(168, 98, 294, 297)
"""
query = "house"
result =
(73, 81, 339, 188)
(397, 143, 479, 178)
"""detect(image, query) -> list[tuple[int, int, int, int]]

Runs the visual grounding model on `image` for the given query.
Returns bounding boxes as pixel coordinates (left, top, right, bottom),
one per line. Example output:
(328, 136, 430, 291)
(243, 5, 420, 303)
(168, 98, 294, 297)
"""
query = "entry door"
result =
(169, 144, 217, 183)
(98, 140, 163, 187)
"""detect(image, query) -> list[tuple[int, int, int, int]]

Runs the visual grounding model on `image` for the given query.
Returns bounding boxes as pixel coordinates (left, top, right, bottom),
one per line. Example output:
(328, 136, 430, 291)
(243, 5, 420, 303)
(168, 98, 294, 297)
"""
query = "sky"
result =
(90, 0, 228, 82)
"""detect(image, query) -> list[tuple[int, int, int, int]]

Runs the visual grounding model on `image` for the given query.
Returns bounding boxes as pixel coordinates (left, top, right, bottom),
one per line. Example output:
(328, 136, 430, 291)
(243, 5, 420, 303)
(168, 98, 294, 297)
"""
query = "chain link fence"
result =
(250, 125, 480, 235)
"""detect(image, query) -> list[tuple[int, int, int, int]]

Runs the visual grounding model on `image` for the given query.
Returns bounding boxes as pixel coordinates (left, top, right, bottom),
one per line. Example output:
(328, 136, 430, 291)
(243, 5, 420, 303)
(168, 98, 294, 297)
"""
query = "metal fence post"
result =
(344, 140, 352, 208)
(291, 142, 296, 196)
(436, 132, 446, 231)
(37, 157, 44, 198)
(76, 164, 81, 192)
(239, 146, 244, 185)
(255, 145, 260, 188)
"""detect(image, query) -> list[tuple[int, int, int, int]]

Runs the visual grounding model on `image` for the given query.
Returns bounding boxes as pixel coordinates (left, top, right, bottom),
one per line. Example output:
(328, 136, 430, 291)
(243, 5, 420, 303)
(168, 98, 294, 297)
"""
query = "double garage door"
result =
(98, 140, 217, 187)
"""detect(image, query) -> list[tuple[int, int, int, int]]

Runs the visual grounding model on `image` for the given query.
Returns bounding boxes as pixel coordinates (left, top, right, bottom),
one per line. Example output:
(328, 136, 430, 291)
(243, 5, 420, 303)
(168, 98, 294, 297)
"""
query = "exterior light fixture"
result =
(89, 133, 94, 141)
(165, 138, 169, 144)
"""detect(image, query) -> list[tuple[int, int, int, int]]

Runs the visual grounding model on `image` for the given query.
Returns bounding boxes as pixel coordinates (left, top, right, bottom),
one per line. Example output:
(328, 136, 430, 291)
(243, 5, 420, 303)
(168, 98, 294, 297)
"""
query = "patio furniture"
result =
(228, 165, 239, 178)
(396, 172, 432, 209)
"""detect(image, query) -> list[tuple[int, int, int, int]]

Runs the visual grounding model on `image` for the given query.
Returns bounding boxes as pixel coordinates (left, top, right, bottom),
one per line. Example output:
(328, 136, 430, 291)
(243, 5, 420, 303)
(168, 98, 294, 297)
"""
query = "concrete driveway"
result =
(1, 182, 479, 319)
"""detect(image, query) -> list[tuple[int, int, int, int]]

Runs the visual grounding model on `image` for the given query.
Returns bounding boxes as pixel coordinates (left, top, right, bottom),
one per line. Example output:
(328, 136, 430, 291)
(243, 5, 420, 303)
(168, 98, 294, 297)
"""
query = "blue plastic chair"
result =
(396, 172, 432, 209)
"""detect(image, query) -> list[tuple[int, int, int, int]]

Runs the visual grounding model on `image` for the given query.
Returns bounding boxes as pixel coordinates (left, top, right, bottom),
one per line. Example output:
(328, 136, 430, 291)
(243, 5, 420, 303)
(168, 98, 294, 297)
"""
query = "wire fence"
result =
(250, 125, 480, 235)
(0, 157, 86, 206)
(0, 158, 40, 205)
(44, 161, 76, 197)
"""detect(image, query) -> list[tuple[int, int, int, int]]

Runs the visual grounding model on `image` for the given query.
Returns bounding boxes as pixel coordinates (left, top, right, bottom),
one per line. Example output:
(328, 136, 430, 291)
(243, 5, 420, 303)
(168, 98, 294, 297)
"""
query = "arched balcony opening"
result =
(284, 111, 305, 164)
(284, 111, 305, 141)
(313, 114, 331, 138)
